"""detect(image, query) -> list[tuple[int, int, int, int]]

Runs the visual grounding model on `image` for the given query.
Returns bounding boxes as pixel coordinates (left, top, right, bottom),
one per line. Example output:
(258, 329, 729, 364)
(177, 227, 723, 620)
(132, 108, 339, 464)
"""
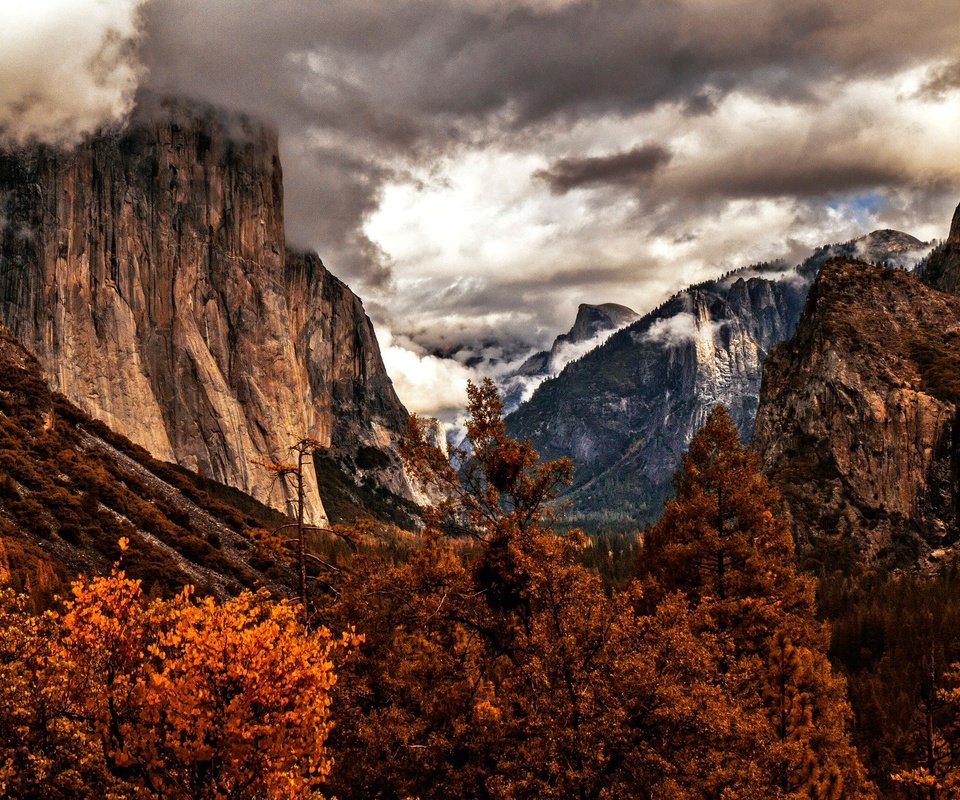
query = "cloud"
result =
(0, 1, 146, 144)
(918, 57, 960, 100)
(6, 1, 960, 418)
(534, 144, 672, 194)
(379, 329, 479, 417)
(639, 312, 726, 348)
(136, 0, 960, 298)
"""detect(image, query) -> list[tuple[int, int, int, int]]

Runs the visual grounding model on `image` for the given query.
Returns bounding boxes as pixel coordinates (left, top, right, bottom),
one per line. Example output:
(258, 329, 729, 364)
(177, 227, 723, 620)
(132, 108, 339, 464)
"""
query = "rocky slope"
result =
(0, 321, 291, 600)
(507, 231, 927, 530)
(917, 203, 960, 294)
(753, 259, 960, 571)
(0, 96, 415, 525)
(502, 302, 638, 411)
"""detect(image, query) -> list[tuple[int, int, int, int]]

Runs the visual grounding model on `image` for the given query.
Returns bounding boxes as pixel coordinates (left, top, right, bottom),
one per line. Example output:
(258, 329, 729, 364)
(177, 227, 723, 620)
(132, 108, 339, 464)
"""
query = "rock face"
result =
(503, 302, 638, 412)
(918, 202, 960, 295)
(0, 321, 290, 598)
(0, 98, 413, 524)
(515, 303, 639, 378)
(753, 260, 960, 571)
(507, 231, 927, 530)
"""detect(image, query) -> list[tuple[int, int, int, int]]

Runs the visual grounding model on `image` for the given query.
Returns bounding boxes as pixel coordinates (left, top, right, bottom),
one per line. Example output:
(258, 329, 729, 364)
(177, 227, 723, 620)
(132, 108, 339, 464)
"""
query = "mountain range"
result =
(506, 229, 930, 532)
(3, 92, 960, 581)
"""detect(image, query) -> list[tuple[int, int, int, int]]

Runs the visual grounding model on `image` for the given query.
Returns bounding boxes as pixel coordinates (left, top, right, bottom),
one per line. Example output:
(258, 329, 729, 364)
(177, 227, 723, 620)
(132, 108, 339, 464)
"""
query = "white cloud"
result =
(0, 0, 146, 143)
(379, 328, 479, 417)
(639, 312, 726, 348)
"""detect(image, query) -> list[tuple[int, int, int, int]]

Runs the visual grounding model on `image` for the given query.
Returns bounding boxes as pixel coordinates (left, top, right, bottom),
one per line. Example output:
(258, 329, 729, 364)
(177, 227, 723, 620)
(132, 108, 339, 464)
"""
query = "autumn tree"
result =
(0, 549, 354, 799)
(323, 381, 772, 799)
(0, 588, 125, 799)
(639, 405, 875, 799)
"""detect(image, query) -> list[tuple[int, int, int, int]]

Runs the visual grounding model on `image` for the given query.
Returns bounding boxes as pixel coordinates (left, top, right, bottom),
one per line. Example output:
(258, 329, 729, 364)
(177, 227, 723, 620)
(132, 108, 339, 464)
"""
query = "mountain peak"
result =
(949, 202, 960, 243)
(567, 303, 639, 345)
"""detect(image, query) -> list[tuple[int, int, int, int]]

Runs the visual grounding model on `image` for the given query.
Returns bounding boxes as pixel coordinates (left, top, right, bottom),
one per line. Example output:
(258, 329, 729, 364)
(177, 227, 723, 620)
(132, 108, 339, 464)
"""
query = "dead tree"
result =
(253, 438, 356, 624)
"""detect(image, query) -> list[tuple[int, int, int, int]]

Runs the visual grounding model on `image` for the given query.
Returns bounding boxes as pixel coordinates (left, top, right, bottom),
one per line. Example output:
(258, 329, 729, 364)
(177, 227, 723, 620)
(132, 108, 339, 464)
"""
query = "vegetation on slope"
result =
(0, 324, 289, 602)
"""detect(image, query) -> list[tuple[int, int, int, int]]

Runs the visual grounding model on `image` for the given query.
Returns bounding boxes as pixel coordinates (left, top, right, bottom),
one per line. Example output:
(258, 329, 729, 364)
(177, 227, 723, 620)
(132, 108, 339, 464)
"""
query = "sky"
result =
(3, 0, 960, 419)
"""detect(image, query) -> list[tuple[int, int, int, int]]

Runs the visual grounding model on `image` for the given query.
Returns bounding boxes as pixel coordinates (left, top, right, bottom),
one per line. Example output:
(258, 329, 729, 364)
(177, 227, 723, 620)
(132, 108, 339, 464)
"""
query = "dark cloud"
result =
(680, 161, 919, 201)
(534, 145, 672, 194)
(138, 0, 960, 291)
(918, 57, 960, 99)
(682, 92, 722, 117)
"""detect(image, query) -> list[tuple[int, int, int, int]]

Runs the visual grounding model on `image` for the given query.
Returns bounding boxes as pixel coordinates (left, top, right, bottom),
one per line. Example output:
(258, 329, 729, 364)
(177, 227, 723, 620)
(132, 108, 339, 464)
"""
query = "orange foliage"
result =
(640, 406, 875, 799)
(0, 558, 355, 799)
(325, 381, 772, 799)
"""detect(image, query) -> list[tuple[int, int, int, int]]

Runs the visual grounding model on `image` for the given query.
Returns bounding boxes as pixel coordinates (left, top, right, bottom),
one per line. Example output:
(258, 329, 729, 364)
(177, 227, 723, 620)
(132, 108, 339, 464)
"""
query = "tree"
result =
(0, 547, 355, 799)
(323, 382, 773, 799)
(254, 438, 356, 624)
(639, 405, 875, 799)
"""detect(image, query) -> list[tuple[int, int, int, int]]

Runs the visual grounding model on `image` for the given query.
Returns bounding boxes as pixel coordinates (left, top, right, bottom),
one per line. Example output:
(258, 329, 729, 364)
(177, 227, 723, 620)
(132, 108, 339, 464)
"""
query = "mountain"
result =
(506, 231, 928, 530)
(0, 321, 291, 600)
(753, 258, 960, 572)
(0, 96, 417, 526)
(916, 203, 960, 293)
(503, 302, 638, 411)
(515, 303, 639, 377)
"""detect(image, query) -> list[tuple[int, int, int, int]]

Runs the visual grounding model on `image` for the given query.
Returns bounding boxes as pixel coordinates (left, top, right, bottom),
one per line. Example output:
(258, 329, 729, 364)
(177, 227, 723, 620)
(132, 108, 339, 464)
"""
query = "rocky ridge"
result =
(507, 231, 927, 530)
(0, 97, 416, 525)
(753, 259, 960, 571)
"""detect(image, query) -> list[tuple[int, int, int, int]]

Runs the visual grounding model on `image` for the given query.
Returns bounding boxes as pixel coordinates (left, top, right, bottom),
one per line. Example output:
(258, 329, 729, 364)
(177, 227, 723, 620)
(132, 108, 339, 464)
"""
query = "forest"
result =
(0, 379, 958, 799)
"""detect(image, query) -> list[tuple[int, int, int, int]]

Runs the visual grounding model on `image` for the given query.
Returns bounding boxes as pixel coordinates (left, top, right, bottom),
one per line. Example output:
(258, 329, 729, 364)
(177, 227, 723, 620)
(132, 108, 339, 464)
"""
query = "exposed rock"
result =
(503, 302, 638, 411)
(0, 96, 414, 525)
(507, 231, 927, 530)
(918, 201, 960, 295)
(515, 303, 639, 377)
(753, 260, 960, 571)
(0, 321, 291, 597)
(416, 416, 449, 458)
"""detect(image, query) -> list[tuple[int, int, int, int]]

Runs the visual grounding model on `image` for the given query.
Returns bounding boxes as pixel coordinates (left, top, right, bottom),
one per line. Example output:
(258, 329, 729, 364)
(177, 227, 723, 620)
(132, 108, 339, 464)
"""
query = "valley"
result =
(1, 88, 960, 798)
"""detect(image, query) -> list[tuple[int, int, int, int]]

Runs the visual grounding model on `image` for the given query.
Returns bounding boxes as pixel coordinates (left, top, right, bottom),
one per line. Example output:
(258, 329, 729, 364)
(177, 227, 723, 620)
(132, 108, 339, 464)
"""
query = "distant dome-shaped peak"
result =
(858, 229, 925, 251)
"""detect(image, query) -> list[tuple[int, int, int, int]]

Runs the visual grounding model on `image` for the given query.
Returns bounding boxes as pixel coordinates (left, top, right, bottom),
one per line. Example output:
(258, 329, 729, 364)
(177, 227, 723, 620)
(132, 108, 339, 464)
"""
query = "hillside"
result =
(754, 259, 960, 571)
(0, 322, 296, 601)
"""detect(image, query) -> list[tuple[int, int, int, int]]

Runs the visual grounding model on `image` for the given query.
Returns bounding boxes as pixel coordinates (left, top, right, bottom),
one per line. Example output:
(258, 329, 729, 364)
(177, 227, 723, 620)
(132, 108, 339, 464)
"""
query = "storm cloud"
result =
(5, 0, 960, 416)
(535, 145, 673, 194)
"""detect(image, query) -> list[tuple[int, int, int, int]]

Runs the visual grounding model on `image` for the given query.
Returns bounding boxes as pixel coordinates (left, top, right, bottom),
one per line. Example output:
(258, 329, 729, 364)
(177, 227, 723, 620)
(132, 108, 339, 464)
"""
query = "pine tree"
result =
(639, 405, 875, 799)
(325, 384, 771, 799)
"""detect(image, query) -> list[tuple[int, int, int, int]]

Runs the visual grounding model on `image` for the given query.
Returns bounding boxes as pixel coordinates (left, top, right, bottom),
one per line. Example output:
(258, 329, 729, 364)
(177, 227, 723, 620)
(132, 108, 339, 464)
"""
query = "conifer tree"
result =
(640, 405, 875, 799)
(324, 383, 771, 799)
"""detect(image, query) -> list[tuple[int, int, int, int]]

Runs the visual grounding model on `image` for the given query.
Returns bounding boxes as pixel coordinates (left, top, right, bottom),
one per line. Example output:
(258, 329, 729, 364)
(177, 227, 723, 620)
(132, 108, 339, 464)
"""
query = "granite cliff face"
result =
(918, 203, 960, 295)
(753, 260, 960, 571)
(514, 303, 639, 378)
(507, 231, 926, 530)
(501, 302, 639, 412)
(0, 98, 414, 524)
(0, 321, 290, 598)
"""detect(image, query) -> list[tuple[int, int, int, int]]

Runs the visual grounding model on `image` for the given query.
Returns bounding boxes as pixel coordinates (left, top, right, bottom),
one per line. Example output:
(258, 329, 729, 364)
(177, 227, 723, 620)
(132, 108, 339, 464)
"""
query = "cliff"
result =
(918, 202, 960, 295)
(753, 260, 960, 571)
(514, 303, 639, 377)
(0, 321, 290, 599)
(503, 302, 638, 411)
(506, 231, 926, 530)
(0, 97, 415, 525)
